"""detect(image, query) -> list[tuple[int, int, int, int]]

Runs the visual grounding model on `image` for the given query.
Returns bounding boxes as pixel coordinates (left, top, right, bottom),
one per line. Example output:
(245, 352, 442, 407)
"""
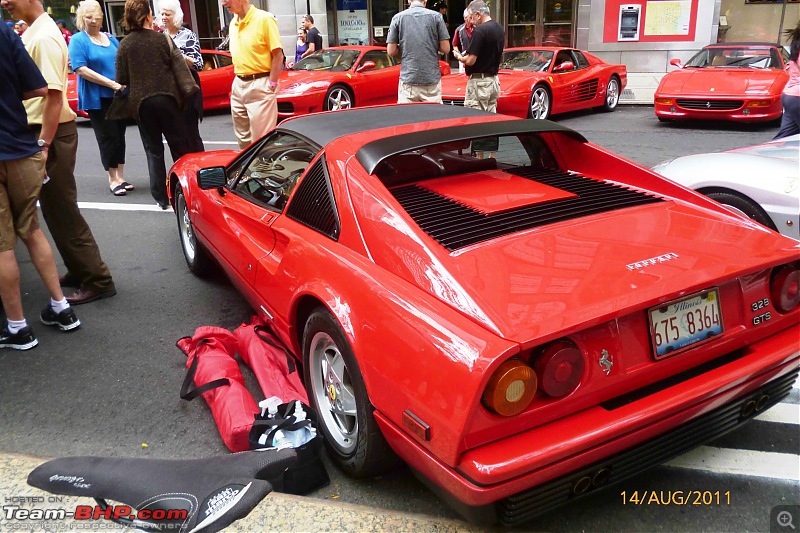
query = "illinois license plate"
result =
(649, 289, 723, 359)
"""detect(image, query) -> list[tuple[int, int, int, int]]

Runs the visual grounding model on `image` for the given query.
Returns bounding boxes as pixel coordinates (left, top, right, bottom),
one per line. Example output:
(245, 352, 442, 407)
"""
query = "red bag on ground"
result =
(177, 326, 259, 452)
(234, 316, 309, 405)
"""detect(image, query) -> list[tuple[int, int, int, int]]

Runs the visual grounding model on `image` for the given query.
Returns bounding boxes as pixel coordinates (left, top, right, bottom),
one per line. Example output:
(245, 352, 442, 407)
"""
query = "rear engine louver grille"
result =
(391, 167, 664, 251)
(286, 156, 340, 240)
(676, 99, 743, 111)
(442, 99, 465, 107)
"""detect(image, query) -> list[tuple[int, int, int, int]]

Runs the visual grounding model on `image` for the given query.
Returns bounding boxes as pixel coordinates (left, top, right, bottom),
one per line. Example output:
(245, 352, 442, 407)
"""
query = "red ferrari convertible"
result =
(68, 49, 234, 117)
(277, 46, 450, 119)
(167, 105, 798, 526)
(441, 47, 627, 119)
(654, 43, 790, 123)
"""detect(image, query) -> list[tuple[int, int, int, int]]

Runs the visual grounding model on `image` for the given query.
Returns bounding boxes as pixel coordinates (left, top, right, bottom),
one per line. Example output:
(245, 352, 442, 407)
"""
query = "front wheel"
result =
(706, 191, 777, 231)
(175, 185, 212, 276)
(529, 85, 551, 120)
(302, 307, 398, 477)
(324, 85, 353, 111)
(602, 76, 620, 112)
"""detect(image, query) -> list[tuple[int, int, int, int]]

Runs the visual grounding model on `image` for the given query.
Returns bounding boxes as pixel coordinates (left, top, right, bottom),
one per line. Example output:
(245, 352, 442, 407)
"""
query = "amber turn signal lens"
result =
(771, 264, 800, 313)
(655, 98, 673, 105)
(483, 359, 537, 416)
(746, 100, 770, 107)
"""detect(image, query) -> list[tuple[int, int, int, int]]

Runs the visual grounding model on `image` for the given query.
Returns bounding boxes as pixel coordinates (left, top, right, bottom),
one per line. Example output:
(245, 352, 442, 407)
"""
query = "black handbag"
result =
(165, 33, 200, 108)
(105, 87, 131, 120)
(248, 400, 329, 495)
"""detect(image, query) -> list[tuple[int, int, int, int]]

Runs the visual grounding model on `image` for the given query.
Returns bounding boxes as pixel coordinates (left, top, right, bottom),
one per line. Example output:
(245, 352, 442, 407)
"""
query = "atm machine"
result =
(619, 4, 641, 41)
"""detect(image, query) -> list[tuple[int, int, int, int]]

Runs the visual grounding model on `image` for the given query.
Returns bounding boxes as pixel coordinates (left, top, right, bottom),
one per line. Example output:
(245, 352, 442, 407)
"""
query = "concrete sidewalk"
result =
(0, 453, 486, 532)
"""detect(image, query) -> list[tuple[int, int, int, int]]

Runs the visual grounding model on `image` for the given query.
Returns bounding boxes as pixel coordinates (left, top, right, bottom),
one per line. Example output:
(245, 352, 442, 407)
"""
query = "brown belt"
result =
(236, 71, 270, 81)
(469, 73, 496, 79)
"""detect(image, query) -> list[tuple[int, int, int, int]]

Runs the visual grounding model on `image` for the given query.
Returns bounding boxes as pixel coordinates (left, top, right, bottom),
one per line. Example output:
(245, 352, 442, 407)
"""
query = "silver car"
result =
(652, 135, 800, 240)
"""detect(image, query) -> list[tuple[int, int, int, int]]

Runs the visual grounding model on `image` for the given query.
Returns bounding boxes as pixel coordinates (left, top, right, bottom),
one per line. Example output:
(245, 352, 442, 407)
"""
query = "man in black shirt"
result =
(301, 15, 323, 58)
(453, 0, 503, 112)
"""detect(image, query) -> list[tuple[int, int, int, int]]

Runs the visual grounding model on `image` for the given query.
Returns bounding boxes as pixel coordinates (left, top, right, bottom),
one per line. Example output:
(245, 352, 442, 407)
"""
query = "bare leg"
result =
(0, 250, 24, 321)
(20, 229, 65, 301)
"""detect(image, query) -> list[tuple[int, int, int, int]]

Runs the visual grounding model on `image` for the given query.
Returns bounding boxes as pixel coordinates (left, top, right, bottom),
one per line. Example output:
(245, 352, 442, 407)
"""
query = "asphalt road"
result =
(1, 106, 797, 532)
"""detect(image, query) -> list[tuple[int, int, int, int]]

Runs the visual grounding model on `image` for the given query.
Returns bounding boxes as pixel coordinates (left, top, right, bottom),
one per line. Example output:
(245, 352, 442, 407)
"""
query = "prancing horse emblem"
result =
(599, 349, 614, 375)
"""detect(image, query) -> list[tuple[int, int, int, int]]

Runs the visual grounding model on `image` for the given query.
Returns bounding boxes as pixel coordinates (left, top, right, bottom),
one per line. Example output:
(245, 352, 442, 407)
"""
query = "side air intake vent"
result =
(392, 167, 663, 251)
(286, 156, 340, 240)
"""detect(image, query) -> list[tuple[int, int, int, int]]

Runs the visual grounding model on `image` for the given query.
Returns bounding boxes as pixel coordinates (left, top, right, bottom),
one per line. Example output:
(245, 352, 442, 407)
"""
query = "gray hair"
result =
(158, 0, 184, 27)
(74, 0, 102, 32)
(467, 0, 489, 17)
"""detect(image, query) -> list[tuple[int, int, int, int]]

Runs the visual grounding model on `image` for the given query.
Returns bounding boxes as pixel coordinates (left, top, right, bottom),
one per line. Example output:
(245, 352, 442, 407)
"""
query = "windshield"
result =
(684, 47, 780, 69)
(500, 50, 554, 72)
(291, 49, 361, 71)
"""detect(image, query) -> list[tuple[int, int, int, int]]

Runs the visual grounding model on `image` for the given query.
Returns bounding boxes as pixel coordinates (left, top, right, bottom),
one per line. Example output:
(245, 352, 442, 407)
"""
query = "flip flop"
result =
(121, 181, 135, 191)
(110, 184, 127, 196)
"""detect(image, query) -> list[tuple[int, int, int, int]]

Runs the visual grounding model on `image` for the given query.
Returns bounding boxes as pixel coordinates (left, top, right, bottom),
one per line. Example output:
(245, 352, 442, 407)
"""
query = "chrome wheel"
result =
(529, 86, 550, 119)
(325, 86, 353, 111)
(177, 191, 196, 263)
(309, 331, 358, 454)
(604, 77, 620, 111)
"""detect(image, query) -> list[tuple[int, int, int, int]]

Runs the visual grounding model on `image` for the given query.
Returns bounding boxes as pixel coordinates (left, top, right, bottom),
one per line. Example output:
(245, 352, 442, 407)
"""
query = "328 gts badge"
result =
(750, 298, 771, 326)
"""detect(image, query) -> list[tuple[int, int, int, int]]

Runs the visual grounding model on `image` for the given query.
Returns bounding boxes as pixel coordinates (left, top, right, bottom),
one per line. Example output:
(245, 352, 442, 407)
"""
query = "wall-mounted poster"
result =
(644, 1, 690, 35)
(337, 0, 369, 46)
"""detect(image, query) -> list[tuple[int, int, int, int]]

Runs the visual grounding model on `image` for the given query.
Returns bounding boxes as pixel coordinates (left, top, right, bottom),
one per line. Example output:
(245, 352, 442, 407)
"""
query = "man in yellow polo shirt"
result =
(222, 0, 284, 149)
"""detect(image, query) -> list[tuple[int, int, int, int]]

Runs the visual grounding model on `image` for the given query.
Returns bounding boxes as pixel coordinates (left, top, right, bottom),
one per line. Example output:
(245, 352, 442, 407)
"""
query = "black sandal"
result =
(110, 184, 127, 196)
(121, 181, 134, 191)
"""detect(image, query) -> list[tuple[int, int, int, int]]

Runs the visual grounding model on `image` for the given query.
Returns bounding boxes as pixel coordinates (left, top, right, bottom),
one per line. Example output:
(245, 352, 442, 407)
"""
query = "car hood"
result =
(658, 68, 783, 96)
(279, 69, 338, 93)
(359, 190, 796, 344)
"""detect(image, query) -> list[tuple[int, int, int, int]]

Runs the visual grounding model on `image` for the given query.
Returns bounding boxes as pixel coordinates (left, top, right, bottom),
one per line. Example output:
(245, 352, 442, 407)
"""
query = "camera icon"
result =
(772, 505, 800, 533)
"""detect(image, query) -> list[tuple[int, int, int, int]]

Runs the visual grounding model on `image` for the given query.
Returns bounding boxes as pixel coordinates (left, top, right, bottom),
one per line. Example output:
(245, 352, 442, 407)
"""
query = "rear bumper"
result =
(375, 324, 799, 520)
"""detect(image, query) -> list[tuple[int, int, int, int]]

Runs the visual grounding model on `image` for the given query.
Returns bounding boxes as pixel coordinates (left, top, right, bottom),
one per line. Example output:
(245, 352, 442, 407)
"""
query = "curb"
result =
(0, 452, 485, 532)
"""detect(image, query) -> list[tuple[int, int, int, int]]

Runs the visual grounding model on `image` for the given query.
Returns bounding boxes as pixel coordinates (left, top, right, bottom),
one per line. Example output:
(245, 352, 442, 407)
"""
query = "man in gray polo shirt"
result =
(387, 0, 450, 103)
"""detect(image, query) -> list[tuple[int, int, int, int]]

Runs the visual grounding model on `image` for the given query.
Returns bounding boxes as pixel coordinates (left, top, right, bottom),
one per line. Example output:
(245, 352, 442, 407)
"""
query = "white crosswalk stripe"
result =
(755, 402, 800, 425)
(665, 446, 800, 481)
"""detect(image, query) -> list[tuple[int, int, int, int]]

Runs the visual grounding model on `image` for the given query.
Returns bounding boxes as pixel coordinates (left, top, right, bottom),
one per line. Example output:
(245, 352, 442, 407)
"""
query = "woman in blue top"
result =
(68, 0, 130, 196)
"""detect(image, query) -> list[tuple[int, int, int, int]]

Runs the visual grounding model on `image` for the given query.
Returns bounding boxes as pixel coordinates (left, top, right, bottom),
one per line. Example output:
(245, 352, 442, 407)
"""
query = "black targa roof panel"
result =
(277, 105, 498, 148)
(356, 120, 588, 175)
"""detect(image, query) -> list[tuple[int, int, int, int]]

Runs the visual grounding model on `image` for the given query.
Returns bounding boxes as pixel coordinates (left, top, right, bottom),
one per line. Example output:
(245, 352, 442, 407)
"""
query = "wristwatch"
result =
(37, 139, 50, 148)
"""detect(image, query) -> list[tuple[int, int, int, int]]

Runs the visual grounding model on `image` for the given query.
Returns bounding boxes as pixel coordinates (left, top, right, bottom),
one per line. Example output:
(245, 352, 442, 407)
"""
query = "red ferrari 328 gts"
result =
(167, 105, 799, 526)
(654, 42, 790, 123)
(441, 47, 627, 119)
(68, 49, 235, 118)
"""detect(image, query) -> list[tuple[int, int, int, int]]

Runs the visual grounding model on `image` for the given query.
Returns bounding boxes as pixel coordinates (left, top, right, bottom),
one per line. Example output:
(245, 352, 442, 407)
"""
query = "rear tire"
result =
(706, 191, 777, 231)
(602, 76, 620, 112)
(175, 185, 213, 276)
(302, 307, 398, 477)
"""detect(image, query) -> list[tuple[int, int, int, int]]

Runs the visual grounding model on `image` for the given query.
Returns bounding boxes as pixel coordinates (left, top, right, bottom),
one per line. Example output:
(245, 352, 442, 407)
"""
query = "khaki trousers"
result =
(230, 76, 278, 150)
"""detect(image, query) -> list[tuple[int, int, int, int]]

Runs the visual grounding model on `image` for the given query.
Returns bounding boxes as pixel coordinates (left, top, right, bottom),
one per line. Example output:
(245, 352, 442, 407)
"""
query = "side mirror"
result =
(197, 166, 226, 190)
(669, 58, 683, 68)
(356, 60, 376, 72)
(553, 61, 574, 72)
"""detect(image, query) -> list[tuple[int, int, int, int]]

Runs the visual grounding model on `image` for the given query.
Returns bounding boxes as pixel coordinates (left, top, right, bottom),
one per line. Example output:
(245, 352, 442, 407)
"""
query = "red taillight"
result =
(535, 340, 585, 398)
(771, 264, 800, 313)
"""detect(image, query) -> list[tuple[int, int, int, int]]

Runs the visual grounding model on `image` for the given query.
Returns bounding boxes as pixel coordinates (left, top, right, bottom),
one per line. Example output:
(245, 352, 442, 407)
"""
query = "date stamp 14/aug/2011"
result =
(620, 490, 731, 506)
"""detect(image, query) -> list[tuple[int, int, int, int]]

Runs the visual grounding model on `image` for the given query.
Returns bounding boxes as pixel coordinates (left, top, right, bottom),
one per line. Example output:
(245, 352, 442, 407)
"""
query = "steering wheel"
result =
(271, 148, 315, 163)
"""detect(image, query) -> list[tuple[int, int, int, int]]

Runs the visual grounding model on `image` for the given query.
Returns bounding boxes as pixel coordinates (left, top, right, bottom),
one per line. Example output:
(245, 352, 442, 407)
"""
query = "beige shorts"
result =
(397, 80, 443, 104)
(0, 153, 46, 252)
(464, 76, 500, 113)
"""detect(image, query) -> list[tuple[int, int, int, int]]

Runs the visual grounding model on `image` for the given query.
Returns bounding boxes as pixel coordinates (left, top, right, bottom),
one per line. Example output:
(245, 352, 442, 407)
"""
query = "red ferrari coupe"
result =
(68, 49, 234, 117)
(441, 47, 627, 119)
(654, 43, 790, 122)
(277, 46, 450, 118)
(167, 105, 798, 526)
